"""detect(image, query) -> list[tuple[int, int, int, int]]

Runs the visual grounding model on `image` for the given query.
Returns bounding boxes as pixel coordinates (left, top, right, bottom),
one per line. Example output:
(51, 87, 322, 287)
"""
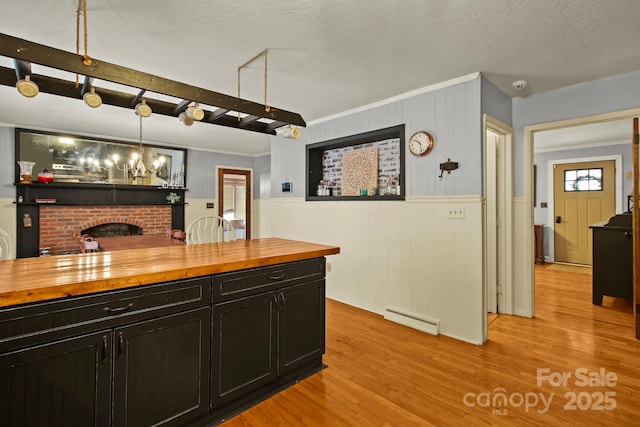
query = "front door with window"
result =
(554, 160, 615, 265)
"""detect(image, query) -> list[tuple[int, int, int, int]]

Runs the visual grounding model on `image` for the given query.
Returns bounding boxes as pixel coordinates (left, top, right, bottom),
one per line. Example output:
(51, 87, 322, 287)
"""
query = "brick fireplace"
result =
(39, 205, 172, 255)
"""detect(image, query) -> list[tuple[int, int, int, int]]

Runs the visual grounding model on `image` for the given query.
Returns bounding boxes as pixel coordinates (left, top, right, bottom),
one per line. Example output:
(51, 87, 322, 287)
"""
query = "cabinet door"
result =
(112, 307, 210, 427)
(278, 279, 325, 376)
(0, 332, 111, 427)
(211, 292, 277, 408)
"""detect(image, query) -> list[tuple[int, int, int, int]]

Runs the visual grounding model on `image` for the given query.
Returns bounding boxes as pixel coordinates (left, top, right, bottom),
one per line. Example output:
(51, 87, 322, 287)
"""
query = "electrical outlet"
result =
(326, 262, 331, 273)
(447, 207, 465, 219)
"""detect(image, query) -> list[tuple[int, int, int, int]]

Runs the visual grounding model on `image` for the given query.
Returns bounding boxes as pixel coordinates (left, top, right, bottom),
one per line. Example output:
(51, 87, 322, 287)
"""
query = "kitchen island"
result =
(0, 238, 340, 426)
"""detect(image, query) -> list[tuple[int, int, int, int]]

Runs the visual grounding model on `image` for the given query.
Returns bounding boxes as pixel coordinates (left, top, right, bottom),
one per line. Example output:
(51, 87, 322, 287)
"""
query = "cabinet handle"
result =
(272, 294, 278, 312)
(103, 302, 133, 315)
(269, 273, 285, 281)
(279, 293, 286, 311)
(117, 331, 124, 358)
(101, 335, 108, 364)
(625, 231, 632, 237)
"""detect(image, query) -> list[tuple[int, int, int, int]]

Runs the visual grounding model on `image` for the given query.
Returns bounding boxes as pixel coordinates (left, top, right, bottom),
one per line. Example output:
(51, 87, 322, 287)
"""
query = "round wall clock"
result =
(408, 131, 435, 157)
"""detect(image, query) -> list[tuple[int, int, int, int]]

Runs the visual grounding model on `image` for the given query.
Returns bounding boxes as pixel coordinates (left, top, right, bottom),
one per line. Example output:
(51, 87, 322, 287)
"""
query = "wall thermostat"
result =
(281, 182, 292, 192)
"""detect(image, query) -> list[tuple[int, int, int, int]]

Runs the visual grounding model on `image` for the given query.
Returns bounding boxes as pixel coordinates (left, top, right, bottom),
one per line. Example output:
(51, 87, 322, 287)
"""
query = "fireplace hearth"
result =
(82, 223, 144, 238)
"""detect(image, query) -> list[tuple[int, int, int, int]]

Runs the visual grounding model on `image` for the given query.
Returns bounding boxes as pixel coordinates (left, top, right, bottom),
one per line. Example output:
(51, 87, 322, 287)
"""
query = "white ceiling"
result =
(1, 0, 640, 155)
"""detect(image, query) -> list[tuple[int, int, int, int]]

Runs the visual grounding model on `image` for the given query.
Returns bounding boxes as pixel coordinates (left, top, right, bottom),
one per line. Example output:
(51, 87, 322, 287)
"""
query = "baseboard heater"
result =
(384, 307, 440, 336)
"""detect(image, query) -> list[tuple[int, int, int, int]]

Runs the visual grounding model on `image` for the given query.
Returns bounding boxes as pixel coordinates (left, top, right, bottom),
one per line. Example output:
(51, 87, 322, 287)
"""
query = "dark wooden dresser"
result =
(590, 213, 633, 305)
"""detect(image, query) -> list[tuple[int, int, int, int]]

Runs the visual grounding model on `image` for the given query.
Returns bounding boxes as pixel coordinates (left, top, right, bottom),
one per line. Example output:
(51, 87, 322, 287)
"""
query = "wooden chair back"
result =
(185, 216, 236, 244)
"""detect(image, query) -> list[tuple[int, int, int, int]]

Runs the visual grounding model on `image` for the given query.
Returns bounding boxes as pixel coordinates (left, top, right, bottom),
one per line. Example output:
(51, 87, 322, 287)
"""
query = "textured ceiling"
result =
(0, 0, 639, 155)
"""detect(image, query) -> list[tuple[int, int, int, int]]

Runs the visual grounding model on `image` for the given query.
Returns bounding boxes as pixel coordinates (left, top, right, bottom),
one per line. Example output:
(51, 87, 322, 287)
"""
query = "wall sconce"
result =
(16, 75, 39, 98)
(135, 99, 152, 117)
(178, 112, 194, 126)
(83, 87, 102, 108)
(283, 125, 300, 139)
(439, 158, 459, 179)
(186, 103, 204, 121)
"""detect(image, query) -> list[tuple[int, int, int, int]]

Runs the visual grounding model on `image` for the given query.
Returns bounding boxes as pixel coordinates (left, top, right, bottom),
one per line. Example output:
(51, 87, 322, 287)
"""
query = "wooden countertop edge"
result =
(0, 238, 340, 308)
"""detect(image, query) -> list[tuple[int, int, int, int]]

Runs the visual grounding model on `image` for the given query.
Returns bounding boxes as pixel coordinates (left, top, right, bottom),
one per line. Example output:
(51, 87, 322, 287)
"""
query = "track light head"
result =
(83, 87, 102, 108)
(179, 112, 194, 126)
(135, 99, 152, 117)
(283, 125, 300, 139)
(16, 75, 39, 98)
(186, 103, 204, 121)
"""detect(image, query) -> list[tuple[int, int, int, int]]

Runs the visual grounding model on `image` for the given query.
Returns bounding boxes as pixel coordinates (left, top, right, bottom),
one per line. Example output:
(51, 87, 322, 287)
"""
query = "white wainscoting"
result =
(513, 197, 534, 317)
(259, 196, 485, 344)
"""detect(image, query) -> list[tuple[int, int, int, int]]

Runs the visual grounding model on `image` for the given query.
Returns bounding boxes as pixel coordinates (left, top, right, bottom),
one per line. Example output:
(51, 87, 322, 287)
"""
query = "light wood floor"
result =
(221, 264, 640, 426)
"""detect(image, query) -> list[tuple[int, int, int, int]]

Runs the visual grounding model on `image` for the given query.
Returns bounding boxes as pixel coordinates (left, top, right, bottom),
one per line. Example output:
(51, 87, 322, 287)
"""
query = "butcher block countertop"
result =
(0, 238, 340, 308)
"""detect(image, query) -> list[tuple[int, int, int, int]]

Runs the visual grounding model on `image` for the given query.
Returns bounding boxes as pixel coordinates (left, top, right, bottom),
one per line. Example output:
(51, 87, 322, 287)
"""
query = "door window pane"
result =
(564, 168, 603, 192)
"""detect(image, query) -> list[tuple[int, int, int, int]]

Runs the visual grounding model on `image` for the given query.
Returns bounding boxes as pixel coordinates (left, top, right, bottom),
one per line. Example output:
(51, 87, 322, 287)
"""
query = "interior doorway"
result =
(483, 114, 514, 341)
(217, 167, 252, 240)
(553, 160, 615, 265)
(524, 108, 640, 320)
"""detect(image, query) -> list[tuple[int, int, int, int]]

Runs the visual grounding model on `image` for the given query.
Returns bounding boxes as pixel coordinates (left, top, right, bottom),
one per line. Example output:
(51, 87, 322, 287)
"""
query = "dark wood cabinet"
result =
(278, 280, 325, 376)
(590, 213, 633, 305)
(0, 256, 329, 426)
(210, 258, 326, 415)
(212, 292, 278, 407)
(113, 308, 210, 427)
(0, 331, 112, 427)
(0, 277, 210, 427)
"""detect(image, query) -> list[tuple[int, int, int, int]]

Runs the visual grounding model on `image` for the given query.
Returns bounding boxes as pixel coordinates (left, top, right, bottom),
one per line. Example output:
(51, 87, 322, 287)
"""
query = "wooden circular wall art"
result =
(408, 131, 435, 157)
(341, 148, 379, 196)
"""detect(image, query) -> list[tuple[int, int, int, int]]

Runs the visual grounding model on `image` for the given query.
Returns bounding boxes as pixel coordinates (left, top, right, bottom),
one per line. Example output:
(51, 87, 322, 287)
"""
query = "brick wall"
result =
(39, 205, 172, 255)
(321, 137, 401, 192)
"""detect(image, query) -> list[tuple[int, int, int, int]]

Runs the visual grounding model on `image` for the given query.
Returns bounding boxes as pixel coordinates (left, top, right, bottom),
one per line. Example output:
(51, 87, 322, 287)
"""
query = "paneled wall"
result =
(261, 196, 484, 344)
(267, 76, 486, 344)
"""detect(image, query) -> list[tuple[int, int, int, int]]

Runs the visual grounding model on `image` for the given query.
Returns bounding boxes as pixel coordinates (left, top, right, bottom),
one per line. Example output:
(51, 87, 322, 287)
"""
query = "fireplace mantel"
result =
(15, 184, 187, 258)
(16, 182, 187, 206)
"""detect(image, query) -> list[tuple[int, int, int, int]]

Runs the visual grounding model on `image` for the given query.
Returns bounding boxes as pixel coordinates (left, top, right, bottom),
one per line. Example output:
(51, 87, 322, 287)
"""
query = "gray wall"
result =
(513, 70, 640, 196)
(253, 154, 270, 199)
(271, 78, 483, 198)
(481, 76, 512, 127)
(186, 149, 255, 199)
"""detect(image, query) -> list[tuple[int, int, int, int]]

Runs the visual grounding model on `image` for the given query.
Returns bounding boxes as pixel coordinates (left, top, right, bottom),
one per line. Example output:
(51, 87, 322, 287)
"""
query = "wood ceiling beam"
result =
(0, 32, 305, 133)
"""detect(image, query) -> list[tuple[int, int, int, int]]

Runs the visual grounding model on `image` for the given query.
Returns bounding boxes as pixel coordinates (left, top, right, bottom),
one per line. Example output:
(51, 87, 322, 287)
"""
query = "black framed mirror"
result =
(15, 128, 187, 188)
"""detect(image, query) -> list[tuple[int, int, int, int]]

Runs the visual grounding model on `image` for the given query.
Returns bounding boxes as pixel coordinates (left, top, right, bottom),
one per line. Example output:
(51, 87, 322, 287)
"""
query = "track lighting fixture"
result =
(135, 99, 152, 117)
(16, 75, 39, 98)
(186, 103, 204, 121)
(283, 125, 300, 139)
(179, 112, 194, 126)
(83, 86, 102, 108)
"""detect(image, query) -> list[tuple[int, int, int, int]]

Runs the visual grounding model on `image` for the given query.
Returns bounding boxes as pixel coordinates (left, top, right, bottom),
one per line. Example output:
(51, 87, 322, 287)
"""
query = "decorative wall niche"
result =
(305, 125, 405, 200)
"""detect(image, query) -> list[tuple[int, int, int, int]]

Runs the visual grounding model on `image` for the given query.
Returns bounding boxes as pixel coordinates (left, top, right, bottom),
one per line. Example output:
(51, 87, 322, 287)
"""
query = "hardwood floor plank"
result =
(220, 264, 640, 426)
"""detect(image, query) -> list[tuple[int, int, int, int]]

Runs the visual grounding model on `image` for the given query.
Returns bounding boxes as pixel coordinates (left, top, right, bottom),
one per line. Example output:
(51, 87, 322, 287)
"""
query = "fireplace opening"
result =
(82, 223, 143, 238)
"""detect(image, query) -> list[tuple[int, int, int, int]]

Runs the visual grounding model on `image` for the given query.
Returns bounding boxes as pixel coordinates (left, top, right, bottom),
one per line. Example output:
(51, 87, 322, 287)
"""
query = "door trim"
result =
(216, 166, 253, 239)
(483, 114, 514, 341)
(546, 155, 622, 263)
(523, 107, 640, 318)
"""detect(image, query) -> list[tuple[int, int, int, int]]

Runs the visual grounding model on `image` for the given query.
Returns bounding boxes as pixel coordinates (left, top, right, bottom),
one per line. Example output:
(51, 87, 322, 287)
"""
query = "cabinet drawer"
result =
(0, 277, 211, 351)
(212, 258, 325, 303)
